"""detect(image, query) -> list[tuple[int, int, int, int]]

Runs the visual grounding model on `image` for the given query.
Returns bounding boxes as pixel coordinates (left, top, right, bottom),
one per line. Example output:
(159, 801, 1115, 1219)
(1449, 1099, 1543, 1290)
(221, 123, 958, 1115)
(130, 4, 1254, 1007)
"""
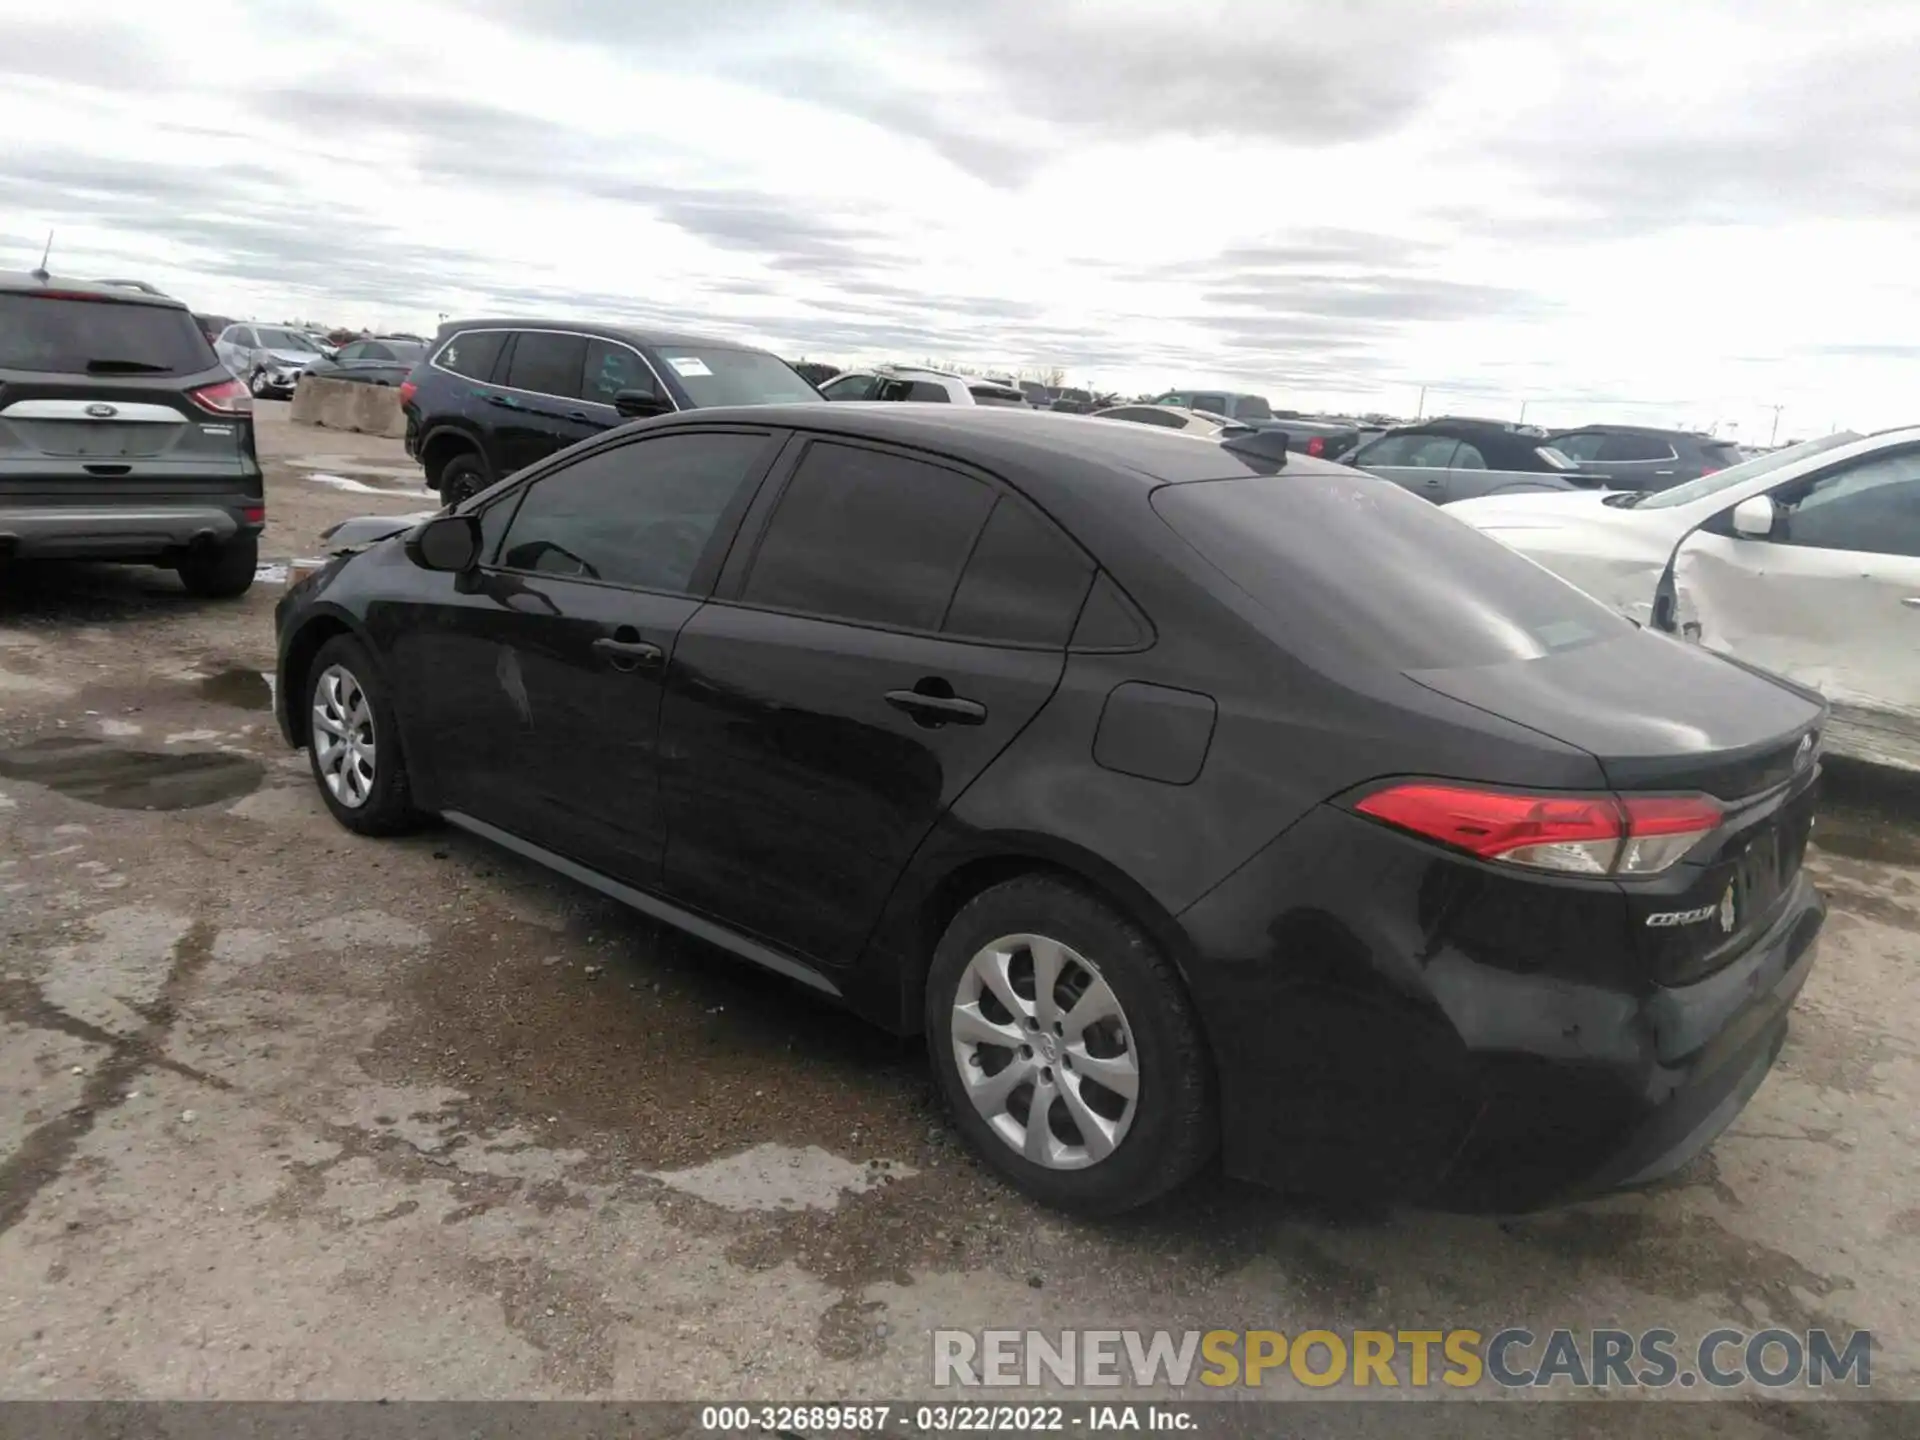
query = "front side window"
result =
(740, 442, 995, 629)
(437, 330, 507, 383)
(1767, 449, 1920, 558)
(361, 342, 396, 362)
(820, 373, 876, 401)
(581, 338, 653, 405)
(504, 331, 588, 399)
(1452, 441, 1488, 469)
(495, 431, 773, 591)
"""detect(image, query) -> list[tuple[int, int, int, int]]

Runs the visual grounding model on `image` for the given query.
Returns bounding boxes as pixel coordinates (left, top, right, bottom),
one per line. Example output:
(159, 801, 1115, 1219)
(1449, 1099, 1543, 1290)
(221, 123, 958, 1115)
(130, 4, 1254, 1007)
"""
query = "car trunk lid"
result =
(1407, 632, 1824, 983)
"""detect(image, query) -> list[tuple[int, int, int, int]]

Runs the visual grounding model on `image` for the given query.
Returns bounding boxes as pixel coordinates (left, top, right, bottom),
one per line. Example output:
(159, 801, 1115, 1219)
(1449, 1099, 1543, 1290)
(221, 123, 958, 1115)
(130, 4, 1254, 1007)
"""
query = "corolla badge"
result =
(85, 402, 117, 418)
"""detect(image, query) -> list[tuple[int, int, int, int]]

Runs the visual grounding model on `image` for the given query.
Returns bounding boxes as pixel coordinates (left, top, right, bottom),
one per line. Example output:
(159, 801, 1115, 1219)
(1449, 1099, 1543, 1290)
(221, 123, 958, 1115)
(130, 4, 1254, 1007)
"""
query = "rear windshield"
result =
(1153, 473, 1633, 670)
(650, 347, 824, 406)
(969, 385, 1028, 407)
(0, 293, 219, 376)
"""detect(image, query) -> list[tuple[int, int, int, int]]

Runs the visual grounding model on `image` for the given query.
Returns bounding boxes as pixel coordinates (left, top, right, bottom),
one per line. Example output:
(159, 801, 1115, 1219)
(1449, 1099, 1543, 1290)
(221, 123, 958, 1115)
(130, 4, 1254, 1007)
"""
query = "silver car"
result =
(213, 323, 323, 399)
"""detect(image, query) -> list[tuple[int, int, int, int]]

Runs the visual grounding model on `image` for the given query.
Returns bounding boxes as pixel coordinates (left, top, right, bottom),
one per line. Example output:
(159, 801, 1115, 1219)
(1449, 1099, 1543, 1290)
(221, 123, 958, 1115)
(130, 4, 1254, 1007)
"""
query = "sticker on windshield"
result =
(665, 356, 712, 378)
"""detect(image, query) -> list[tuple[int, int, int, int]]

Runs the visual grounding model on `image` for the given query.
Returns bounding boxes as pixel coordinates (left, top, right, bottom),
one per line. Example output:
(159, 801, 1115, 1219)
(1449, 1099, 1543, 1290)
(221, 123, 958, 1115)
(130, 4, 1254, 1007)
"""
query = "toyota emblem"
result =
(85, 402, 117, 418)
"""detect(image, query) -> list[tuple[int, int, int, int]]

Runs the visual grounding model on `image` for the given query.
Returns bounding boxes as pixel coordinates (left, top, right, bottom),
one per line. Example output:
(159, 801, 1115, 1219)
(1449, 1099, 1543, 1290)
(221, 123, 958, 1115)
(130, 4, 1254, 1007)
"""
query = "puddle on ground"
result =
(198, 667, 273, 711)
(0, 737, 263, 810)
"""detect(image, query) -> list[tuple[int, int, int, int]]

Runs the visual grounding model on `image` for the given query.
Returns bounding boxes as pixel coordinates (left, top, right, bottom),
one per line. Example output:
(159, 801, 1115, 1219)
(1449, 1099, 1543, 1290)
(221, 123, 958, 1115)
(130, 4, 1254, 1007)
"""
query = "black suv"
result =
(398, 319, 826, 505)
(0, 271, 264, 597)
(1548, 424, 1745, 492)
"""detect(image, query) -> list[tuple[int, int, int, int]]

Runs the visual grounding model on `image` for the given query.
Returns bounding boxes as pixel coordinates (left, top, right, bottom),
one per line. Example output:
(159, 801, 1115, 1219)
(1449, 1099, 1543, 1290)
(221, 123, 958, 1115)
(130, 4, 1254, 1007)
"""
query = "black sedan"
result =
(273, 405, 1826, 1214)
(301, 336, 426, 387)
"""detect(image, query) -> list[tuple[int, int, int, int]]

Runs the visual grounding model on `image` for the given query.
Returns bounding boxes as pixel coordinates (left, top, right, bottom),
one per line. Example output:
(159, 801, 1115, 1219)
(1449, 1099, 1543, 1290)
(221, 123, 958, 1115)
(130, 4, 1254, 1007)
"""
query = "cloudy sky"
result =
(3, 0, 1916, 436)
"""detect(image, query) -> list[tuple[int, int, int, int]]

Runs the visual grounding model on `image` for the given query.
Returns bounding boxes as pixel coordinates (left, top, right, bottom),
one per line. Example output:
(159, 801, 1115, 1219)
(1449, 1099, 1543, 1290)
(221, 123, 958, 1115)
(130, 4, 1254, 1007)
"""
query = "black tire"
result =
(249, 369, 273, 398)
(924, 876, 1216, 1215)
(176, 533, 258, 599)
(303, 634, 423, 836)
(437, 451, 490, 507)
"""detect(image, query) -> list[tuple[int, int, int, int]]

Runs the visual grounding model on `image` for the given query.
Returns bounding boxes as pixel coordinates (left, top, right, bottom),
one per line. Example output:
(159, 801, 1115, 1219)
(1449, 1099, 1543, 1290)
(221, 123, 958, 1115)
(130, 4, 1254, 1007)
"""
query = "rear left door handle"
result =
(592, 631, 663, 671)
(885, 690, 987, 725)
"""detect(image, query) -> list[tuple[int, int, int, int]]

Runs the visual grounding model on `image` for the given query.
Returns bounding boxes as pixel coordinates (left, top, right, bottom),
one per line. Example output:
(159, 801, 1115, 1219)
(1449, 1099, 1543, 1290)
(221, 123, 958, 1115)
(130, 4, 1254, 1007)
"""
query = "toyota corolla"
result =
(274, 406, 1826, 1214)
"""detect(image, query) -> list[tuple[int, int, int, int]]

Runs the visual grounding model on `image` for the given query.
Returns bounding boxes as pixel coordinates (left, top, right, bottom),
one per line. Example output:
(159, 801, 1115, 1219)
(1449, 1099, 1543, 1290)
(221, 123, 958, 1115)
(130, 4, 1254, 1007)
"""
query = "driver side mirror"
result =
(613, 388, 672, 419)
(1730, 494, 1776, 539)
(405, 513, 483, 572)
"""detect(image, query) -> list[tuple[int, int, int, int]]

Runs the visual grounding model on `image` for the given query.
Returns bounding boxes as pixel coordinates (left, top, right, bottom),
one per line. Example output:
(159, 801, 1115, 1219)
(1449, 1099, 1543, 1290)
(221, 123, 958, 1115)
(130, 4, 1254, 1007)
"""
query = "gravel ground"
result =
(1, 404, 1917, 1426)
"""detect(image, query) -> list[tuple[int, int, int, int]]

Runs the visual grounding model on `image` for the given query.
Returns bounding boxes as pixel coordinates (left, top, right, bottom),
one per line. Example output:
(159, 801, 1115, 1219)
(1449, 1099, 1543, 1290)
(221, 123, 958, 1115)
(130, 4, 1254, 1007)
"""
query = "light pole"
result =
(1415, 384, 1426, 420)
(1767, 404, 1785, 447)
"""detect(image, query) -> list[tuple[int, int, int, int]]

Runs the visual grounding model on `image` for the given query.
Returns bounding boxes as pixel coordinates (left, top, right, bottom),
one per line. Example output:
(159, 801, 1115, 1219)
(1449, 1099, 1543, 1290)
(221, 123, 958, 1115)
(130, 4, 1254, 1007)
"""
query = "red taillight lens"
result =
(1355, 783, 1721, 876)
(1306, 436, 1325, 455)
(398, 380, 417, 406)
(188, 377, 252, 414)
(242, 505, 265, 525)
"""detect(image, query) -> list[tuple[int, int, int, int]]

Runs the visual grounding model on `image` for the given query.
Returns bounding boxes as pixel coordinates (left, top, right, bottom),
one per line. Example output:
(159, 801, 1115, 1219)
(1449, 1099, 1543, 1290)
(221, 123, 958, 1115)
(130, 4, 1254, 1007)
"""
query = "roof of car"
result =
(0, 270, 190, 308)
(657, 403, 1355, 487)
(1548, 423, 1721, 440)
(440, 317, 779, 353)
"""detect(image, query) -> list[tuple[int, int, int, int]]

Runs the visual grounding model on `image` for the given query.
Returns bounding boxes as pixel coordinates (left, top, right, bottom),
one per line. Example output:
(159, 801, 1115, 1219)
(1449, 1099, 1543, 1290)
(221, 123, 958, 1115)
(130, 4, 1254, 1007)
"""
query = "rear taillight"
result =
(242, 505, 265, 525)
(188, 377, 252, 414)
(1355, 783, 1722, 877)
(398, 380, 417, 406)
(1306, 436, 1325, 456)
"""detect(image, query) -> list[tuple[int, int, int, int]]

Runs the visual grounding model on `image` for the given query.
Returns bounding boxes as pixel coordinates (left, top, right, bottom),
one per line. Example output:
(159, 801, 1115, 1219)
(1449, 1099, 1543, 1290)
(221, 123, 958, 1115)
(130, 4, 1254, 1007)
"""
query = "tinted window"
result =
(1235, 395, 1273, 421)
(496, 432, 770, 591)
(903, 380, 951, 402)
(1360, 434, 1459, 468)
(505, 331, 587, 398)
(581, 338, 654, 405)
(943, 497, 1094, 645)
(0, 295, 218, 376)
(256, 327, 318, 351)
(1638, 432, 1864, 509)
(1192, 394, 1230, 416)
(1153, 474, 1631, 670)
(742, 442, 994, 629)
(820, 374, 875, 401)
(653, 348, 822, 406)
(1452, 441, 1487, 469)
(234, 327, 257, 347)
(1103, 406, 1187, 429)
(1772, 450, 1920, 558)
(969, 386, 1028, 407)
(334, 343, 366, 362)
(360, 341, 395, 361)
(1598, 432, 1673, 462)
(1552, 432, 1606, 462)
(437, 330, 506, 382)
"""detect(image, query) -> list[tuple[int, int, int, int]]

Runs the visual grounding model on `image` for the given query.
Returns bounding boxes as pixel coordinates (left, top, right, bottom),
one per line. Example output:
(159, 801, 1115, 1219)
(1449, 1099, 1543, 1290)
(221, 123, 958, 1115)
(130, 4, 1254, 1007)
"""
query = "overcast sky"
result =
(3, 0, 1916, 435)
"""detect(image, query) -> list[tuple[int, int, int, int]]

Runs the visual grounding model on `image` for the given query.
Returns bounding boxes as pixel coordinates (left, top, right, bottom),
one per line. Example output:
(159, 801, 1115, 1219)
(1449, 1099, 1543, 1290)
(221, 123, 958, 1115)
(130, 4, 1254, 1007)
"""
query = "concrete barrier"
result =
(288, 375, 407, 440)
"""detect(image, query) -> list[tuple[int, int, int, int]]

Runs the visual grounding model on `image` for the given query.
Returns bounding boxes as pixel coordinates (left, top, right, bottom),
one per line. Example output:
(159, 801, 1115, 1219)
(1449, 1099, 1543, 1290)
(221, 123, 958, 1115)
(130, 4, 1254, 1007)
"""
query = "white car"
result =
(1447, 428, 1920, 770)
(819, 365, 1029, 406)
(1092, 404, 1252, 436)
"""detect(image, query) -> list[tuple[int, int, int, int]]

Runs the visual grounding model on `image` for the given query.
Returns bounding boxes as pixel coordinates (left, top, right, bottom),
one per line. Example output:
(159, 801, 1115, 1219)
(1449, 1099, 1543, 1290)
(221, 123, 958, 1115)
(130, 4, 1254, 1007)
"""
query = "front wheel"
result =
(437, 451, 490, 507)
(925, 876, 1217, 1214)
(304, 635, 423, 836)
(249, 369, 273, 398)
(176, 533, 258, 599)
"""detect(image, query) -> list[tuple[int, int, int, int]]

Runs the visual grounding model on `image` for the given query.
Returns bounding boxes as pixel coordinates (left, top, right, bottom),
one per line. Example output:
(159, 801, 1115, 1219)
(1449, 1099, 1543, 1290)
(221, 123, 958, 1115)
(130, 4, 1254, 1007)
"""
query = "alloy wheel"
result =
(950, 933, 1140, 1169)
(250, 370, 271, 397)
(311, 663, 377, 808)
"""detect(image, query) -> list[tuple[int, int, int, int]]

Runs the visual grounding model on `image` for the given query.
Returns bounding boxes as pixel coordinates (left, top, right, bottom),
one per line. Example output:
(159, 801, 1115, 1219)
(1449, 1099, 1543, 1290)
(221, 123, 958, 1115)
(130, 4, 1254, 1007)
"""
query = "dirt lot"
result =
(1, 403, 1917, 1421)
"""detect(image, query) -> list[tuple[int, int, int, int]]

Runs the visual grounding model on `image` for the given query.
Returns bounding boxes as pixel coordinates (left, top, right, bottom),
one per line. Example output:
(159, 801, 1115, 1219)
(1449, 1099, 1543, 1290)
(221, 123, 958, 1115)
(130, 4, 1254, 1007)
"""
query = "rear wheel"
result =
(176, 533, 258, 599)
(249, 369, 273, 398)
(304, 635, 422, 836)
(437, 451, 490, 507)
(925, 876, 1216, 1214)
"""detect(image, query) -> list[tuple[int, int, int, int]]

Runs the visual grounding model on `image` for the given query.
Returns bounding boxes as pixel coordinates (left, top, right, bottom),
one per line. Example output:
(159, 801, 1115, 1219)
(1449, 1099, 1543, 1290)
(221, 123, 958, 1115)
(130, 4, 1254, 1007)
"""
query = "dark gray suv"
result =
(0, 271, 264, 597)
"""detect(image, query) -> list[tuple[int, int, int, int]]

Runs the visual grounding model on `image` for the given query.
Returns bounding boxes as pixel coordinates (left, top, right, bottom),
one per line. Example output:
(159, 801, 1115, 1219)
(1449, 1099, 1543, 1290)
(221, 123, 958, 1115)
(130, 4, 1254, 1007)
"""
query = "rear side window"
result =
(1153, 474, 1631, 670)
(495, 431, 772, 592)
(1551, 432, 1605, 461)
(943, 497, 1094, 645)
(1598, 433, 1674, 462)
(742, 442, 995, 629)
(1191, 394, 1230, 416)
(505, 331, 587, 398)
(437, 330, 506, 382)
(1235, 395, 1273, 421)
(0, 295, 217, 375)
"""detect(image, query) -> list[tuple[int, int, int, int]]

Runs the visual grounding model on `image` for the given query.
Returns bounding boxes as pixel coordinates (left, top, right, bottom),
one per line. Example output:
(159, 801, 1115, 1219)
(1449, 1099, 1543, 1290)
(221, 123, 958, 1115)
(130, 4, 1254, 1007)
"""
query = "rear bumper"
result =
(1175, 803, 1825, 1212)
(0, 502, 262, 559)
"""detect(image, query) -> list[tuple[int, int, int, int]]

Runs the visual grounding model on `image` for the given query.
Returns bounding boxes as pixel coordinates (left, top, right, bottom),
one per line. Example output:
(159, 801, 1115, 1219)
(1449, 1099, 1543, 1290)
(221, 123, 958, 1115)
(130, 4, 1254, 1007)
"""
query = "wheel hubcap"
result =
(950, 934, 1139, 1170)
(311, 663, 377, 808)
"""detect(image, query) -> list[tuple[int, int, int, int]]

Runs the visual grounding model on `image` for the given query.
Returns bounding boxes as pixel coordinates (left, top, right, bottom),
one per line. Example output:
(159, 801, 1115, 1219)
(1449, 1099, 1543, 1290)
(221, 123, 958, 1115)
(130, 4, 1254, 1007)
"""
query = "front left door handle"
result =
(592, 632, 663, 671)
